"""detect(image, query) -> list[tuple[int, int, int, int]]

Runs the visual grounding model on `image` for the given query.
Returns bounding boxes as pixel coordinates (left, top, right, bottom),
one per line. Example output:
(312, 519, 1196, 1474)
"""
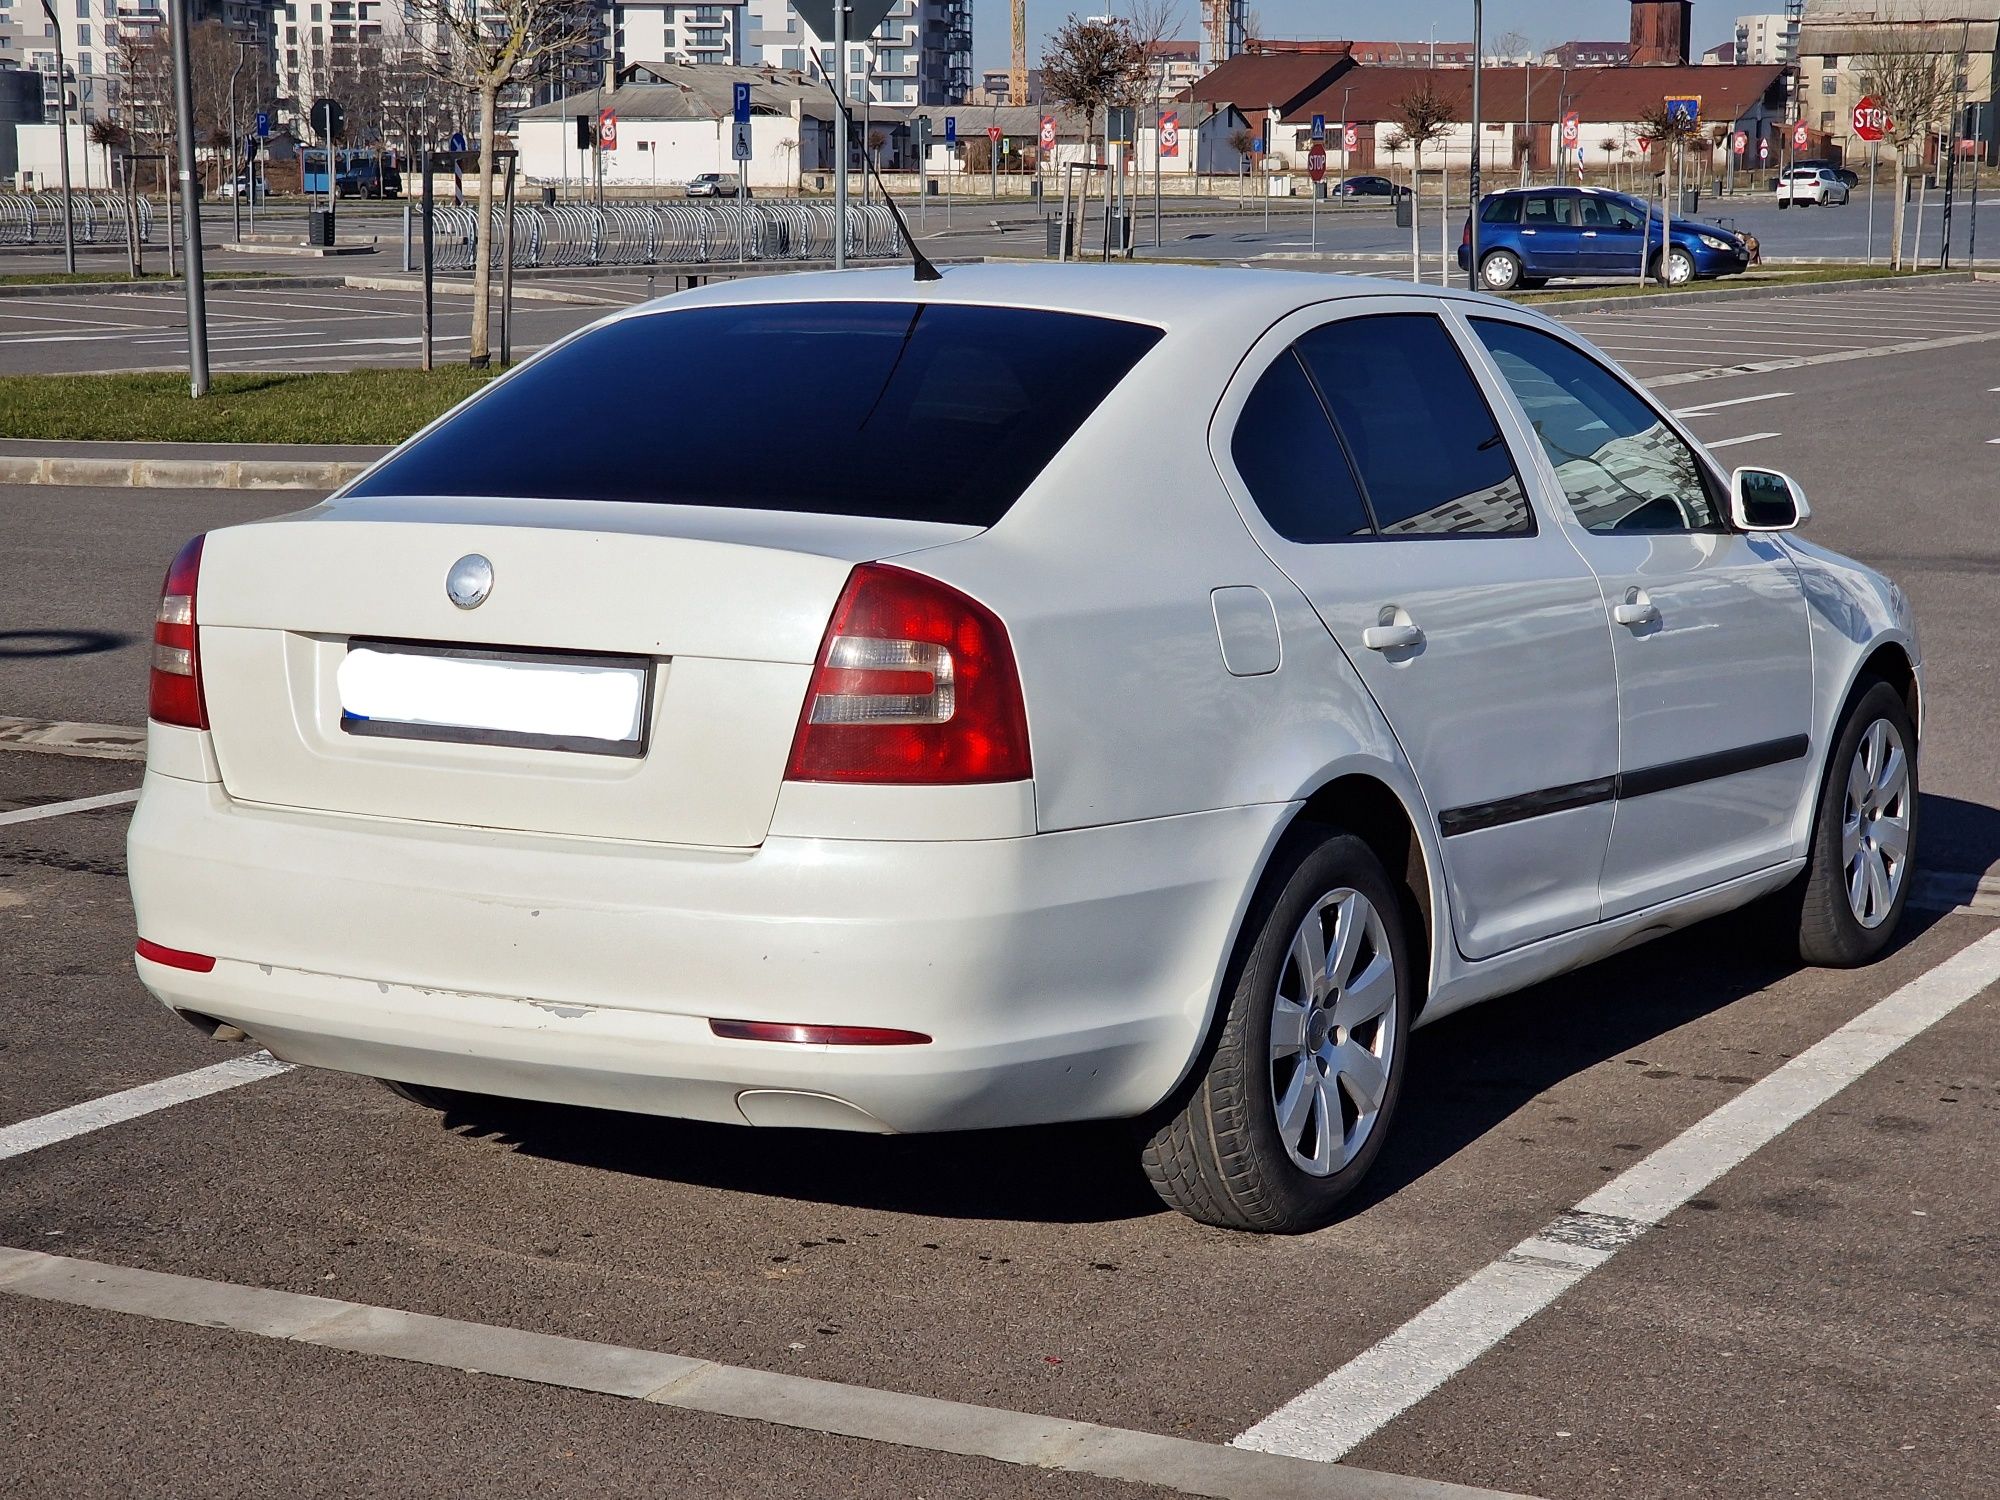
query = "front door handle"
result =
(1612, 589, 1660, 628)
(1362, 622, 1425, 652)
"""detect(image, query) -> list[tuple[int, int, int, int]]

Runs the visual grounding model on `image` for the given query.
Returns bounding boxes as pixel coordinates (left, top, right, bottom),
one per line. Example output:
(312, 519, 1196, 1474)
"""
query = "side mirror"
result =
(1729, 466, 1810, 531)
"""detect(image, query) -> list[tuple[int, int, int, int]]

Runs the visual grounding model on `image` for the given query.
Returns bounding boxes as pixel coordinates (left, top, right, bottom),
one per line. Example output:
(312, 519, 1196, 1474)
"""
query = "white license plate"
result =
(338, 642, 650, 756)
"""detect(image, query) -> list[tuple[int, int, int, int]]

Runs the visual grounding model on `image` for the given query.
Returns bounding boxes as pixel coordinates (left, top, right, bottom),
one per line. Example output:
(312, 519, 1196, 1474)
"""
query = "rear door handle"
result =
(1612, 589, 1660, 628)
(1362, 623, 1425, 651)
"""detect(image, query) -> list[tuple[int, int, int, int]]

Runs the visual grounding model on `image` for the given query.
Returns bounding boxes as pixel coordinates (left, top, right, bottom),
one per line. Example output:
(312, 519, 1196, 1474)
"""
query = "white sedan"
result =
(1778, 166, 1852, 206)
(129, 265, 1922, 1232)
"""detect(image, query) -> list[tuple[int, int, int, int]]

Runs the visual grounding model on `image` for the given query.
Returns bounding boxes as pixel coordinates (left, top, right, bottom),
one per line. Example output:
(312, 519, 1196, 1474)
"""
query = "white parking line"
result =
(1234, 924, 2000, 1463)
(1671, 391, 1792, 416)
(0, 1246, 1516, 1500)
(1705, 431, 1781, 449)
(0, 788, 138, 826)
(0, 1053, 292, 1162)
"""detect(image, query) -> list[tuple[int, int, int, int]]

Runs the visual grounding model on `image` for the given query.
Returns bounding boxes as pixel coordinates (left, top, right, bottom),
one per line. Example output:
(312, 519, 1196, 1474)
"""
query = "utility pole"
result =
(39, 0, 76, 274)
(228, 39, 250, 245)
(1468, 0, 1482, 290)
(169, 0, 210, 395)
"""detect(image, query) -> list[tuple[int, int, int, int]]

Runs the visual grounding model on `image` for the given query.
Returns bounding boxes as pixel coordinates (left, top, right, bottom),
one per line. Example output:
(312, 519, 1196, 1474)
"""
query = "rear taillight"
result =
(148, 534, 208, 729)
(1461, 219, 1471, 246)
(785, 563, 1031, 785)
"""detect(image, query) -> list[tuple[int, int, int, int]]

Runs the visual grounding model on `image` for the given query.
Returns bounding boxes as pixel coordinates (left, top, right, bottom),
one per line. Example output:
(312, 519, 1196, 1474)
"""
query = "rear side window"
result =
(1229, 350, 1372, 542)
(1295, 315, 1533, 537)
(347, 303, 1164, 527)
(1481, 195, 1522, 224)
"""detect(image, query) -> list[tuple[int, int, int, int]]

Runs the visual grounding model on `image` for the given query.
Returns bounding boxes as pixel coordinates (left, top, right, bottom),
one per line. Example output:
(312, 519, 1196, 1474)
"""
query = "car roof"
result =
(616, 262, 1514, 339)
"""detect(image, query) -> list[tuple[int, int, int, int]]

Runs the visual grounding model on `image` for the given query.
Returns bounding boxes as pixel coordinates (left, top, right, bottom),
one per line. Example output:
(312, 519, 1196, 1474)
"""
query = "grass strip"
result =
(0, 368, 500, 444)
(1512, 265, 1914, 302)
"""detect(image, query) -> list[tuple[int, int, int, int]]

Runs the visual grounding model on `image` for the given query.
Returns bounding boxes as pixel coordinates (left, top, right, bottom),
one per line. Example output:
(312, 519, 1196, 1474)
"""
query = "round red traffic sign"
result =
(1852, 95, 1888, 143)
(1307, 144, 1327, 183)
(1759, 138, 1770, 162)
(1733, 130, 1747, 155)
(1792, 120, 1809, 150)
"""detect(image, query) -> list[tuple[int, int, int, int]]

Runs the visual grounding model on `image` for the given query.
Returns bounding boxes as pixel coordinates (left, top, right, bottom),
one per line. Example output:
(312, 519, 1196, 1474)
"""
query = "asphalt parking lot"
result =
(1, 279, 1996, 1499)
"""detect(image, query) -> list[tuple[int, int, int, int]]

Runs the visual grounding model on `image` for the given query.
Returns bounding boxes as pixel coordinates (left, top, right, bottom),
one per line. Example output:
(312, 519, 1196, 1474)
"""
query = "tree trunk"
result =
(1409, 148, 1422, 283)
(1888, 155, 1910, 272)
(469, 80, 499, 367)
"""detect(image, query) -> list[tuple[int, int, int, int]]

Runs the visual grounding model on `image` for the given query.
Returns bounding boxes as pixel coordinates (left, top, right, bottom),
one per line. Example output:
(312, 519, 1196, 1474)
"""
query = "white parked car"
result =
(1778, 166, 1851, 206)
(129, 266, 1922, 1232)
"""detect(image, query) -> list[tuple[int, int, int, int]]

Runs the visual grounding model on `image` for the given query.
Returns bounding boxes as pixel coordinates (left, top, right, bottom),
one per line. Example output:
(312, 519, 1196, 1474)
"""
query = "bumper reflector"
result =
(709, 1019, 932, 1046)
(135, 939, 217, 973)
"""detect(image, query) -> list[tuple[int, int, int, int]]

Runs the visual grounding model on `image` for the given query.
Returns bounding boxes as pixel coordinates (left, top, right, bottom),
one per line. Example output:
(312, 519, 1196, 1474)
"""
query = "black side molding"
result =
(1439, 735, 1810, 838)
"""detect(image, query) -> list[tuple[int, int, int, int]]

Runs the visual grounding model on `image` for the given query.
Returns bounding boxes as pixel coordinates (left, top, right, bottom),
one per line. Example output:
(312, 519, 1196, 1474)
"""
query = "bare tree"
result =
(406, 0, 595, 364)
(1043, 14, 1148, 156)
(1393, 79, 1454, 281)
(1855, 23, 1961, 270)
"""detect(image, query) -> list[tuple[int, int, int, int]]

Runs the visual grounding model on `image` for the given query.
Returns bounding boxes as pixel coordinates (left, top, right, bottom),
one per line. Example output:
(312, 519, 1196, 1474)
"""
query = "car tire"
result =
(1140, 829, 1413, 1233)
(1657, 247, 1696, 285)
(1794, 680, 1919, 967)
(1779, 199, 1790, 210)
(1479, 249, 1523, 291)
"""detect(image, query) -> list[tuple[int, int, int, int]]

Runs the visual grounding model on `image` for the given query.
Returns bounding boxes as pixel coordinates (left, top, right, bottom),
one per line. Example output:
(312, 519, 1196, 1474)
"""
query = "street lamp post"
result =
(227, 38, 252, 245)
(1467, 0, 1482, 290)
(169, 0, 211, 396)
(39, 0, 76, 273)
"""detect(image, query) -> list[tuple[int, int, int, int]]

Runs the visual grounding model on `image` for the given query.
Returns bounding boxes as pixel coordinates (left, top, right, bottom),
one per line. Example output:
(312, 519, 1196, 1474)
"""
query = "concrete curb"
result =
(341, 275, 619, 305)
(0, 453, 370, 490)
(1521, 268, 1972, 317)
(0, 275, 349, 299)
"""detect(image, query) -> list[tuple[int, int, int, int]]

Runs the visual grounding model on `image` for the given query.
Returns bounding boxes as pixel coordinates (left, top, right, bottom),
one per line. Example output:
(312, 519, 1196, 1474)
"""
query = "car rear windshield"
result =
(345, 301, 1165, 527)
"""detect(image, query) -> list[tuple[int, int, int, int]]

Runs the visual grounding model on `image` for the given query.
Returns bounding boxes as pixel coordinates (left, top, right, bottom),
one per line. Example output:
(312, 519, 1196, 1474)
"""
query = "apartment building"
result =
(1733, 11, 1799, 66)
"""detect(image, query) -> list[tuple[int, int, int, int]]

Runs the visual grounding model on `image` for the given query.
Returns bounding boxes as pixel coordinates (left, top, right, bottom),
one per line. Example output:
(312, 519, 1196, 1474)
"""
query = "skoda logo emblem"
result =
(446, 554, 493, 610)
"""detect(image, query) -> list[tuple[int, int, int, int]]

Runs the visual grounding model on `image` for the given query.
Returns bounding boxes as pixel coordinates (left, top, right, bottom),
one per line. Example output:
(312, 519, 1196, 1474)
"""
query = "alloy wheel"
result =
(1268, 888, 1398, 1176)
(1843, 719, 1911, 928)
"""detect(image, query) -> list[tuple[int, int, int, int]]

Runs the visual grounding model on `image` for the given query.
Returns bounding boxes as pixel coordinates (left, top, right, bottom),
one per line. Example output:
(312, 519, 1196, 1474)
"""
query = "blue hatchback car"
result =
(1457, 186, 1753, 291)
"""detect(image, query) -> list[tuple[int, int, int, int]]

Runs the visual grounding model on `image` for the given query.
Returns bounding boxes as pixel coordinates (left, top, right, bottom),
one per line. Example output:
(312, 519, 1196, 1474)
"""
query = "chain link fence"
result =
(0, 194, 155, 247)
(425, 200, 904, 271)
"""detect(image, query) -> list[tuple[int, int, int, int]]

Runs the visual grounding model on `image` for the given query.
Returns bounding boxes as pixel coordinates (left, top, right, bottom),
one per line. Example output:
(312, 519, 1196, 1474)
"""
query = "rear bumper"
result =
(127, 768, 1284, 1133)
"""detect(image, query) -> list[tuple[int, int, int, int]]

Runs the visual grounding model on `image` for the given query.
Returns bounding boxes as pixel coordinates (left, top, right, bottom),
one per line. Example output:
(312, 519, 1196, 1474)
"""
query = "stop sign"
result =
(1852, 95, 1888, 142)
(1307, 144, 1327, 183)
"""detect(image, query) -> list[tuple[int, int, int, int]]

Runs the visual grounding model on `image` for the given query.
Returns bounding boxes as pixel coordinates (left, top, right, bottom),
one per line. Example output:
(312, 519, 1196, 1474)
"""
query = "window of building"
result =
(1821, 54, 1837, 67)
(76, 21, 88, 43)
(1821, 75, 1837, 95)
(1295, 315, 1533, 538)
(1470, 319, 1722, 534)
(1821, 111, 1836, 131)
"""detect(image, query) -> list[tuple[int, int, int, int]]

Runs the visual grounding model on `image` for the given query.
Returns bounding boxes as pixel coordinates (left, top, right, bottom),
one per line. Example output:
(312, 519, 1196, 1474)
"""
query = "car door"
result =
(1517, 192, 1581, 276)
(1216, 301, 1620, 959)
(1576, 193, 1647, 274)
(1462, 312, 1816, 917)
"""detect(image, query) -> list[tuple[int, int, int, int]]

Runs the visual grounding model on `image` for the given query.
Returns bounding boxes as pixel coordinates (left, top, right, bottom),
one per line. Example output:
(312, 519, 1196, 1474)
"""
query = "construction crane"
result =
(1011, 0, 1028, 104)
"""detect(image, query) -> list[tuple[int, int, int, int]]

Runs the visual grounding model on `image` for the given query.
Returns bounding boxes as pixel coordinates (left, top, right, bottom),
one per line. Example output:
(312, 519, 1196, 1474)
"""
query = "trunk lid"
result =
(194, 498, 977, 847)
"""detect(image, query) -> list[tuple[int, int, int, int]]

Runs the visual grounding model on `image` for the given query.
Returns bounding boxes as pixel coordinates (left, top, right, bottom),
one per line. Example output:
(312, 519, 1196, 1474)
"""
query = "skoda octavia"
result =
(129, 266, 1921, 1232)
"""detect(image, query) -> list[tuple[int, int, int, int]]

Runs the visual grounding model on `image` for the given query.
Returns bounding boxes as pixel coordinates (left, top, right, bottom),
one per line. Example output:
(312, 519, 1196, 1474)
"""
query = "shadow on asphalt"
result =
(1918, 793, 2000, 880)
(434, 899, 1954, 1229)
(0, 628, 133, 659)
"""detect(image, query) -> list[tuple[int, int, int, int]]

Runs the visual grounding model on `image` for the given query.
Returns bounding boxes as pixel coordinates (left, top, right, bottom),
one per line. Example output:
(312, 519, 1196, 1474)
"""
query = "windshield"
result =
(347, 302, 1165, 527)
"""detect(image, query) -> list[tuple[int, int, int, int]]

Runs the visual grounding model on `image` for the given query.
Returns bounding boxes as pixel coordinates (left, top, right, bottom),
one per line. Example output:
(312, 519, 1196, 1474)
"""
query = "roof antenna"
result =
(806, 58, 942, 281)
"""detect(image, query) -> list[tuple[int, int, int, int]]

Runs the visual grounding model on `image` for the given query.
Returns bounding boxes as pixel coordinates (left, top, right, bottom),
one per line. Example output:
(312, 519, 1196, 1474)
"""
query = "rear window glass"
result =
(347, 302, 1164, 527)
(1481, 195, 1521, 224)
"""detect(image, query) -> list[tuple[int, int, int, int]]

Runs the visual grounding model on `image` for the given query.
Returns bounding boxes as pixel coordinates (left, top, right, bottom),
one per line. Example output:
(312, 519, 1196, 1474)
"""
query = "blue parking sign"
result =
(734, 82, 751, 124)
(945, 116, 957, 144)
(1252, 136, 1265, 154)
(255, 110, 270, 139)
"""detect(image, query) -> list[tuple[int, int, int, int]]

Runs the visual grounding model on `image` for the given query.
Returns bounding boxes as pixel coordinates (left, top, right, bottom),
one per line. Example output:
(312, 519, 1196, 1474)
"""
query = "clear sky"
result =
(970, 2, 1738, 73)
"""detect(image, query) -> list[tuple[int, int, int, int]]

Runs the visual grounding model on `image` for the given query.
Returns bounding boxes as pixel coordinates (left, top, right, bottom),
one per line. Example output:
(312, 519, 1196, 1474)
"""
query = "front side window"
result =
(1294, 314, 1533, 537)
(1470, 319, 1723, 534)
